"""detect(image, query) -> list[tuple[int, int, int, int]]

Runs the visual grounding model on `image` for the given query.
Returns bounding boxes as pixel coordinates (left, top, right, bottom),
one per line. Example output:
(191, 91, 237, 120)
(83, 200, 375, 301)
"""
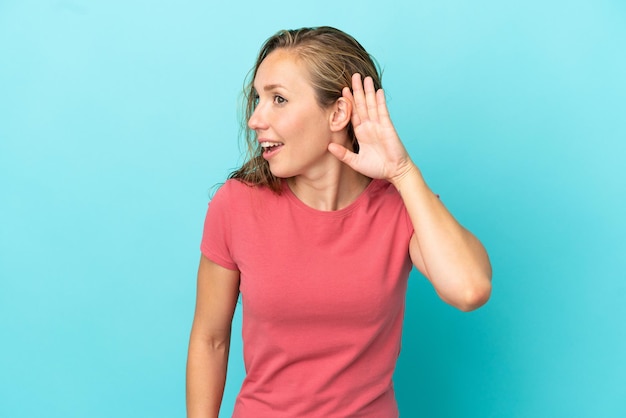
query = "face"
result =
(248, 49, 338, 180)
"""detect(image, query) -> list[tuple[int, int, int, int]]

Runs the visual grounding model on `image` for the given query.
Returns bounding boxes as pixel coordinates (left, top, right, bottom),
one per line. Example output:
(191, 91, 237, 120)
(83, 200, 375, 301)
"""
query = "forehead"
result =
(253, 49, 312, 91)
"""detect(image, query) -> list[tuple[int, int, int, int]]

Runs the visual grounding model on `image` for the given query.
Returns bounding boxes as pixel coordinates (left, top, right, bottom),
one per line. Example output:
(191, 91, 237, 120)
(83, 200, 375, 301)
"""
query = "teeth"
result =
(260, 142, 282, 149)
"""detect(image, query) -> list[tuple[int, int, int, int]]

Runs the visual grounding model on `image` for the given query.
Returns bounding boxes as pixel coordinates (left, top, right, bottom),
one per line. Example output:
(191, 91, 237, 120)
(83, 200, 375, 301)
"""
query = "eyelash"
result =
(273, 95, 286, 105)
(252, 94, 287, 107)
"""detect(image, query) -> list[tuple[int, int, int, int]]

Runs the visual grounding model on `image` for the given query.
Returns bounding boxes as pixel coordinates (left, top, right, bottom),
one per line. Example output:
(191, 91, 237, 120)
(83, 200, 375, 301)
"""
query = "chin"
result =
(268, 165, 293, 179)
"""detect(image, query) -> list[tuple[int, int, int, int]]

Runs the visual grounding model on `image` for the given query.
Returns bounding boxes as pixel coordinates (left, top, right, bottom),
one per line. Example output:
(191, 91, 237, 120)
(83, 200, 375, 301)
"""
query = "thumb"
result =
(328, 143, 359, 168)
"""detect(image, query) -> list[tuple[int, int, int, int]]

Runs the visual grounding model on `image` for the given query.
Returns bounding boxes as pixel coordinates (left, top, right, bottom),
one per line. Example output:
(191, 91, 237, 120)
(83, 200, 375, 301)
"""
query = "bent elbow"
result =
(457, 279, 492, 312)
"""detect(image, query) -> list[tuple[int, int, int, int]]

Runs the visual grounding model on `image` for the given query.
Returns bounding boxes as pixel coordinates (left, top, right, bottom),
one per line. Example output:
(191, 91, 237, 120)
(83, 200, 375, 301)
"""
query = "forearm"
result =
(391, 162, 492, 311)
(186, 332, 231, 418)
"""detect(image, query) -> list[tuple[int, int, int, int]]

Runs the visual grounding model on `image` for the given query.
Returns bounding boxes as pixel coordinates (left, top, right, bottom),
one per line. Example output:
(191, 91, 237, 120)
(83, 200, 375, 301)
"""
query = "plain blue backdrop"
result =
(1, 0, 625, 417)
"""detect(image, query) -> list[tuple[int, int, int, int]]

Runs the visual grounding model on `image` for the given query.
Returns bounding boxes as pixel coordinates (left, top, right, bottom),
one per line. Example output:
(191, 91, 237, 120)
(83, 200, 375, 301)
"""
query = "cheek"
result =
(281, 114, 311, 138)
(279, 106, 330, 142)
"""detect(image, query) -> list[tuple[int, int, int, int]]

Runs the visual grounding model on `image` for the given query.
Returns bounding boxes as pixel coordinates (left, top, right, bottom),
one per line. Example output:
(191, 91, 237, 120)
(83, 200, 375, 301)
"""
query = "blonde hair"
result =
(229, 26, 382, 193)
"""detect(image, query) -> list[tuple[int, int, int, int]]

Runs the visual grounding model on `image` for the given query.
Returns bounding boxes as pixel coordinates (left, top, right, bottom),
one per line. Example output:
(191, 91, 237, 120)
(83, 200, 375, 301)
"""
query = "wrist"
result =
(389, 161, 423, 191)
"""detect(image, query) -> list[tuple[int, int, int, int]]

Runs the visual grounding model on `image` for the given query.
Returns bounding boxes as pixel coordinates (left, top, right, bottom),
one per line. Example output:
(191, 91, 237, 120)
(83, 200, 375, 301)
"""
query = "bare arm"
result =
(186, 255, 240, 418)
(394, 166, 492, 311)
(328, 74, 492, 311)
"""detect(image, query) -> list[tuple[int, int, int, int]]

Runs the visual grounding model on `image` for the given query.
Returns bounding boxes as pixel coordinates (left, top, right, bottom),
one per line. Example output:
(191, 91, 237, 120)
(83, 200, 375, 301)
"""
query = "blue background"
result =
(1, 0, 625, 417)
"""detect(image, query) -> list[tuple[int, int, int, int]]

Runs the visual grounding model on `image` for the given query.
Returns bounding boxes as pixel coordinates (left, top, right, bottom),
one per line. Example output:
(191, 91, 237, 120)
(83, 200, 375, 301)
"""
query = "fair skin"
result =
(187, 258, 239, 418)
(249, 49, 369, 210)
(186, 49, 492, 417)
(329, 73, 492, 311)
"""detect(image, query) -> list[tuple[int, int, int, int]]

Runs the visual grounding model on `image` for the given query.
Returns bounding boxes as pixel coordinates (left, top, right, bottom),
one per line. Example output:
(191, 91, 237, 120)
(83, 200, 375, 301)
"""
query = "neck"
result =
(286, 164, 371, 211)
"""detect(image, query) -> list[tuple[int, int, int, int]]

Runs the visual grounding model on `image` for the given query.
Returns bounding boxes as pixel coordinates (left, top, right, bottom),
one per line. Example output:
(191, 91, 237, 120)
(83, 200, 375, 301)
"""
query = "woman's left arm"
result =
(391, 164, 492, 311)
(328, 74, 492, 311)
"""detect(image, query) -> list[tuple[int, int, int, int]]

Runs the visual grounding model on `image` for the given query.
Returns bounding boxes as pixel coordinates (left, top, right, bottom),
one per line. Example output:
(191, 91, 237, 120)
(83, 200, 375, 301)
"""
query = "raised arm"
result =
(392, 166, 492, 311)
(186, 255, 240, 417)
(328, 74, 492, 311)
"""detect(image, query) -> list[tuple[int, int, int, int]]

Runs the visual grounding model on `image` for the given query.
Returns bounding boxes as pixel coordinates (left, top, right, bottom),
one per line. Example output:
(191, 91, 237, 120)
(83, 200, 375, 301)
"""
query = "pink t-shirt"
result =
(201, 178, 414, 417)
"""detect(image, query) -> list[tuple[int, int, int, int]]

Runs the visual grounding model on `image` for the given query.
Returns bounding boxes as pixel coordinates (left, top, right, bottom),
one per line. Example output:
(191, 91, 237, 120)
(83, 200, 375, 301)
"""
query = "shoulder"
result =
(364, 179, 413, 234)
(367, 179, 404, 203)
(210, 178, 281, 215)
(215, 178, 252, 195)
(213, 178, 270, 200)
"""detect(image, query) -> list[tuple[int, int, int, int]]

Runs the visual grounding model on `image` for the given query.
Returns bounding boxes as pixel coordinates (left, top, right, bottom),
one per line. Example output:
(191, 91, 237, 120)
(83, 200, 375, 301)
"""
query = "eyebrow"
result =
(262, 83, 287, 91)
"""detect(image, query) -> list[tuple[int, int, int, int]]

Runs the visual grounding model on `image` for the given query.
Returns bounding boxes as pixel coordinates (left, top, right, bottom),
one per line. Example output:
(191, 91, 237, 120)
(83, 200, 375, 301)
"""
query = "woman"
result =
(187, 26, 492, 418)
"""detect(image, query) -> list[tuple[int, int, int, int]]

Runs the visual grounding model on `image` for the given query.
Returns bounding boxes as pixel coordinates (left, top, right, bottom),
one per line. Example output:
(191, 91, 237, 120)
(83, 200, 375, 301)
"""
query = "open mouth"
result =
(260, 141, 284, 158)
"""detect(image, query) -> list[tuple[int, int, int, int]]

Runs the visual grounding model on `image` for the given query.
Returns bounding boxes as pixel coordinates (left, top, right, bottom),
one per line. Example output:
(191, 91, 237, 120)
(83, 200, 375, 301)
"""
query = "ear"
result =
(328, 97, 352, 132)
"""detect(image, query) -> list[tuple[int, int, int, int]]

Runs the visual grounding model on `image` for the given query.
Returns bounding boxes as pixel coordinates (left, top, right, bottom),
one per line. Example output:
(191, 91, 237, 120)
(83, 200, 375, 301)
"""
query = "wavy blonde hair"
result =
(229, 26, 382, 193)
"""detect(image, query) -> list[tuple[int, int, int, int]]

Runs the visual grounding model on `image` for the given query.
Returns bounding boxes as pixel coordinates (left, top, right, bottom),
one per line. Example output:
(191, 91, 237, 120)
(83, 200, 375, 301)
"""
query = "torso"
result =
(201, 179, 414, 417)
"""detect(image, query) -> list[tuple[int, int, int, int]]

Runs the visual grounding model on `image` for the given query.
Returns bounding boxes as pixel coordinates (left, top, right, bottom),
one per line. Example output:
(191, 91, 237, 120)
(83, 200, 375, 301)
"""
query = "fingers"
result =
(350, 73, 383, 123)
(327, 142, 358, 169)
(376, 88, 389, 120)
(363, 76, 378, 120)
(351, 73, 367, 125)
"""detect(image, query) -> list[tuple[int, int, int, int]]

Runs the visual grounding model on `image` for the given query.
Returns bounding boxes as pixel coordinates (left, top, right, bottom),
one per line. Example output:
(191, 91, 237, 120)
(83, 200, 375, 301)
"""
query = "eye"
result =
(252, 93, 260, 107)
(273, 95, 287, 105)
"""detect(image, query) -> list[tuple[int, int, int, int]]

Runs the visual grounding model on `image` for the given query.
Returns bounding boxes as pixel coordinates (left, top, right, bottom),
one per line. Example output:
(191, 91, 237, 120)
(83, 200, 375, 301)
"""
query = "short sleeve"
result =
(402, 205, 414, 238)
(200, 182, 239, 271)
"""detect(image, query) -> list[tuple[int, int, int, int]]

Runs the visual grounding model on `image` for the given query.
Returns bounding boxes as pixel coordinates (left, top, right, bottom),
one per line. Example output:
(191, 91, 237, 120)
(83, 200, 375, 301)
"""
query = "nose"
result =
(247, 104, 268, 131)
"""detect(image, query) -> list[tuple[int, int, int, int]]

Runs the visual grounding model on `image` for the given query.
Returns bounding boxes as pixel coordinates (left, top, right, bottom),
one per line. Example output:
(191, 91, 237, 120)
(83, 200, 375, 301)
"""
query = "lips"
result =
(260, 141, 284, 159)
